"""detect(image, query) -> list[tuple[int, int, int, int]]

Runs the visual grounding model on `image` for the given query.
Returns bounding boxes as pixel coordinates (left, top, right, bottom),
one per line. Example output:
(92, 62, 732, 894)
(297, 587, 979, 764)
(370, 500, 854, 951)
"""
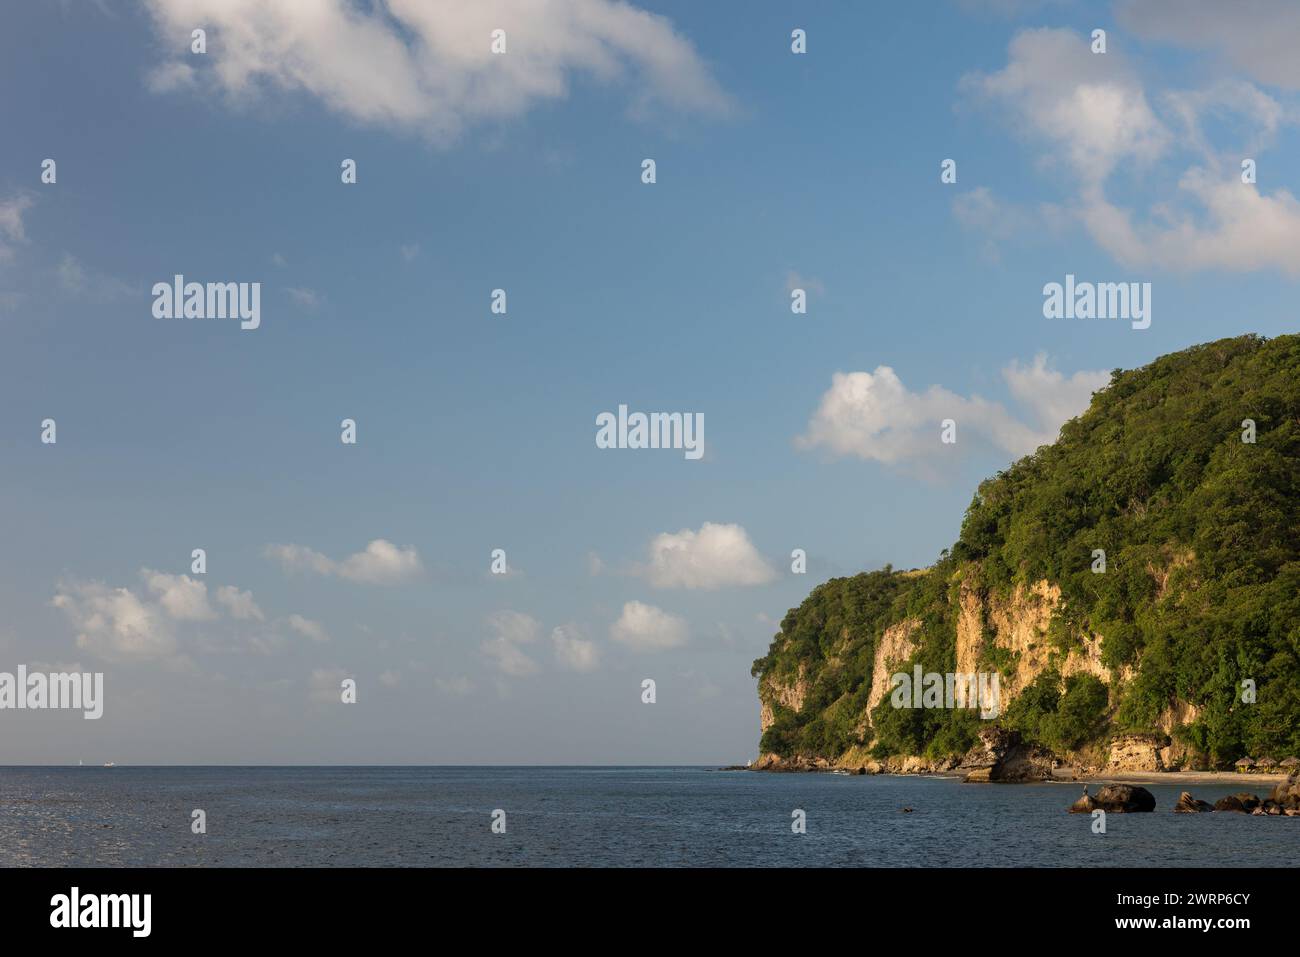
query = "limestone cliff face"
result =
(756, 568, 1205, 770)
(1107, 733, 1170, 772)
(758, 662, 809, 735)
(864, 618, 921, 716)
(956, 579, 1115, 703)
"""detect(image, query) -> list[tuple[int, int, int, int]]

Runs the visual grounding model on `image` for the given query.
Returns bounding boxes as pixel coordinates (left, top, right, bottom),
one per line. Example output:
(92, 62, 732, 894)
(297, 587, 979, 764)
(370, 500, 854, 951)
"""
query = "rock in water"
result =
(960, 728, 1055, 782)
(1213, 792, 1262, 813)
(1091, 784, 1156, 813)
(1068, 794, 1097, 814)
(1173, 791, 1213, 813)
(1269, 771, 1300, 810)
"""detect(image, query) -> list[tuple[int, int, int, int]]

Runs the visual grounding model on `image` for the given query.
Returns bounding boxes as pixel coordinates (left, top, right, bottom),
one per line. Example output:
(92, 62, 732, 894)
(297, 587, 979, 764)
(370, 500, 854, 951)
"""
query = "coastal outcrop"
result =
(959, 727, 1055, 782)
(1173, 791, 1213, 813)
(752, 335, 1300, 776)
(1213, 793, 1261, 813)
(1069, 784, 1156, 813)
(1165, 775, 1300, 816)
(1106, 734, 1170, 773)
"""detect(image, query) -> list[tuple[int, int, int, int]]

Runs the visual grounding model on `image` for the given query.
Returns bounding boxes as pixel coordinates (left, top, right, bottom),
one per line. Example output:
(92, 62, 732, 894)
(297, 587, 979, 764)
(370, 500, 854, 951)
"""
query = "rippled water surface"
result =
(0, 767, 1294, 866)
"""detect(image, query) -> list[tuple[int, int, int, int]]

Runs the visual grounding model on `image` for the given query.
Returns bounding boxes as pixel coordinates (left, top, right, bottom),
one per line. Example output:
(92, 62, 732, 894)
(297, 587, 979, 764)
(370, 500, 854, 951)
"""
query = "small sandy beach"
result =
(1056, 769, 1290, 786)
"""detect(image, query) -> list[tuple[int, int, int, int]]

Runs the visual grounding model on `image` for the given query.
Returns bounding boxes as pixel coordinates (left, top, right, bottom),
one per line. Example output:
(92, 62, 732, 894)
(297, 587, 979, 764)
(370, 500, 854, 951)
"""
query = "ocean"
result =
(0, 766, 1292, 867)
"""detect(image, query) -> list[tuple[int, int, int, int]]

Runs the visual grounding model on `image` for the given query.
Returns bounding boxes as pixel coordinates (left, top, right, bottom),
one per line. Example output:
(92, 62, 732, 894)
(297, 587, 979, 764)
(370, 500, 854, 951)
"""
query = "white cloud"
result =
(266, 539, 423, 585)
(52, 580, 177, 660)
(481, 610, 540, 676)
(0, 194, 34, 262)
(485, 610, 540, 646)
(610, 600, 688, 652)
(797, 357, 1107, 470)
(285, 286, 323, 308)
(963, 27, 1300, 275)
(964, 28, 1168, 184)
(481, 638, 539, 676)
(639, 522, 776, 590)
(215, 585, 264, 621)
(1080, 169, 1300, 276)
(142, 0, 731, 143)
(1002, 354, 1112, 435)
(287, 614, 329, 643)
(265, 543, 334, 576)
(551, 624, 600, 672)
(379, 669, 401, 688)
(55, 254, 136, 301)
(142, 569, 216, 621)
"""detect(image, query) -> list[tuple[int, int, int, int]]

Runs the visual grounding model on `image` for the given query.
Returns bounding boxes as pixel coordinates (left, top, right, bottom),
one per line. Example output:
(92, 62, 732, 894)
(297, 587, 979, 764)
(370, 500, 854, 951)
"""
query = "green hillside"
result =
(752, 334, 1300, 768)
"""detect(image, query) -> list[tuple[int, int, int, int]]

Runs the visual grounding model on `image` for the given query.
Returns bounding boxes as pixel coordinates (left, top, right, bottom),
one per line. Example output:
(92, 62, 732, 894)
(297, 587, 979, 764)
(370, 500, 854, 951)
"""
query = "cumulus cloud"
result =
(797, 356, 1107, 470)
(962, 26, 1300, 275)
(265, 539, 423, 585)
(1002, 354, 1113, 435)
(551, 624, 600, 672)
(1080, 167, 1300, 276)
(51, 580, 177, 660)
(142, 569, 216, 620)
(0, 193, 34, 262)
(610, 600, 688, 652)
(141, 0, 731, 143)
(286, 614, 329, 643)
(215, 585, 264, 621)
(638, 522, 776, 590)
(53, 568, 279, 661)
(481, 610, 540, 676)
(964, 28, 1168, 183)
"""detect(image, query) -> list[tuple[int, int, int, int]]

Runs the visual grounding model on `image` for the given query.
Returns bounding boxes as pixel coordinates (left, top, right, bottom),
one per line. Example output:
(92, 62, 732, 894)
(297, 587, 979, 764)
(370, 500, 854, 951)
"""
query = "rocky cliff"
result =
(752, 334, 1300, 772)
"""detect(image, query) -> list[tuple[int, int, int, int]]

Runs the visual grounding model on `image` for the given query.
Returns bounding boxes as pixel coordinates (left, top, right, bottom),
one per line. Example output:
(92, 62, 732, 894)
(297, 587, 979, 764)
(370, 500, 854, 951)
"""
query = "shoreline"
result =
(738, 765, 1292, 786)
(1074, 770, 1289, 786)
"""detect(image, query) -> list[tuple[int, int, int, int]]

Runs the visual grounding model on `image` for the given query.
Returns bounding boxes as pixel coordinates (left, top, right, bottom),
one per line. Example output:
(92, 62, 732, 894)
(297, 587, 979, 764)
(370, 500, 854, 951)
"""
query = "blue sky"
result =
(2, 0, 1299, 763)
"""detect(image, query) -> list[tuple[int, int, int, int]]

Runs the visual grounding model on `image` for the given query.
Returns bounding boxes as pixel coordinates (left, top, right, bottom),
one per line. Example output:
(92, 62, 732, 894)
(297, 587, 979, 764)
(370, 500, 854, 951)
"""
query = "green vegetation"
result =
(753, 334, 1300, 766)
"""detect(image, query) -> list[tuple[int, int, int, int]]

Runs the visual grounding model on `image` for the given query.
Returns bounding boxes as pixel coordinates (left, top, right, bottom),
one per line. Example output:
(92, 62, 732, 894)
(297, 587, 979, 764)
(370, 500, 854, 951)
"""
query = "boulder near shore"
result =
(1069, 784, 1156, 813)
(1158, 771, 1300, 816)
(1173, 791, 1213, 813)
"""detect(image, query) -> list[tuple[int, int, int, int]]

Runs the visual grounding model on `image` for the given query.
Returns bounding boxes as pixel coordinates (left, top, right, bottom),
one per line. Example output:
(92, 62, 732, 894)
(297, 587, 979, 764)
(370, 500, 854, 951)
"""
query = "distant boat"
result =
(78, 760, 83, 767)
(102, 762, 115, 768)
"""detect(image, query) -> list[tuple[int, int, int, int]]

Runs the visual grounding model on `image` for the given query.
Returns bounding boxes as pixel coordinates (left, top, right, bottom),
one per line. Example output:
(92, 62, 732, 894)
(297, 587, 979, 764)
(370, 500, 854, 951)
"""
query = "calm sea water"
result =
(0, 766, 1293, 867)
